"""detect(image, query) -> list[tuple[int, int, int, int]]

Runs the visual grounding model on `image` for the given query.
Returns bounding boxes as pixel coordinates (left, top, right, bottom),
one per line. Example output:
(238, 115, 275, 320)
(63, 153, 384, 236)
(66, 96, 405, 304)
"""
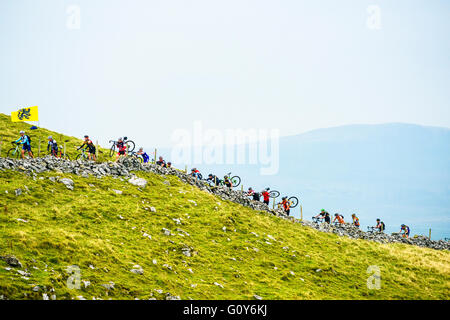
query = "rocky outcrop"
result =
(0, 255, 23, 268)
(1, 156, 448, 251)
(301, 221, 450, 251)
(0, 156, 288, 217)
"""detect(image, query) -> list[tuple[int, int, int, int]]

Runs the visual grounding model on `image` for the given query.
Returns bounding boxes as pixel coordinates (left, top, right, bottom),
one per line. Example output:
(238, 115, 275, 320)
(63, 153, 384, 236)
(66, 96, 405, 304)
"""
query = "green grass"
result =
(0, 169, 449, 300)
(0, 113, 449, 300)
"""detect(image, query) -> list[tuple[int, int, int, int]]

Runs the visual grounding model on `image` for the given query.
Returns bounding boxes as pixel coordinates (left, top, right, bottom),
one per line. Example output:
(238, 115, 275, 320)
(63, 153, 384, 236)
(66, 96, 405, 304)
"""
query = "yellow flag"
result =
(11, 106, 39, 122)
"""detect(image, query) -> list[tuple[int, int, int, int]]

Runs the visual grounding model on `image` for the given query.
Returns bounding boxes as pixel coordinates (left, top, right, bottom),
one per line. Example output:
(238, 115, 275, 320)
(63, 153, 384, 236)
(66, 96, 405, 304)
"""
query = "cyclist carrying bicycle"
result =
(261, 188, 270, 205)
(207, 174, 221, 186)
(156, 156, 166, 167)
(351, 213, 360, 228)
(333, 213, 345, 224)
(247, 188, 260, 201)
(77, 135, 96, 161)
(137, 147, 149, 163)
(114, 137, 127, 161)
(374, 219, 385, 232)
(223, 175, 233, 189)
(279, 196, 290, 216)
(13, 130, 34, 159)
(191, 168, 201, 180)
(314, 209, 331, 224)
(399, 224, 410, 238)
(47, 136, 58, 157)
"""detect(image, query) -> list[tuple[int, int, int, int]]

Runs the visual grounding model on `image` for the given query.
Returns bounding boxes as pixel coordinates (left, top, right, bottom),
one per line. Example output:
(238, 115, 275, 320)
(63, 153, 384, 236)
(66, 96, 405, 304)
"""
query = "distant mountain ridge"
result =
(156, 123, 450, 239)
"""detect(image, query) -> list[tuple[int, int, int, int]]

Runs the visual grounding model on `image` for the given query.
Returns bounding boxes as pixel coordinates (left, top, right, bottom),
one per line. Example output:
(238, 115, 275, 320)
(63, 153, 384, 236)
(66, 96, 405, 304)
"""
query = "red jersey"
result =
(117, 141, 127, 152)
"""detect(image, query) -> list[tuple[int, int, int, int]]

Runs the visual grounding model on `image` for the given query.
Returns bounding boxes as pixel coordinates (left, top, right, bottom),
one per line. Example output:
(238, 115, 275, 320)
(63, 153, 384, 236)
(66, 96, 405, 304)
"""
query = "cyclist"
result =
(115, 137, 127, 161)
(207, 174, 221, 186)
(47, 136, 58, 157)
(351, 213, 360, 228)
(399, 224, 410, 238)
(314, 209, 331, 224)
(156, 156, 166, 167)
(374, 219, 385, 233)
(247, 188, 260, 201)
(137, 147, 149, 163)
(261, 188, 271, 205)
(77, 135, 96, 161)
(166, 162, 172, 168)
(280, 196, 290, 216)
(190, 168, 201, 180)
(333, 213, 345, 225)
(223, 175, 233, 189)
(13, 131, 34, 159)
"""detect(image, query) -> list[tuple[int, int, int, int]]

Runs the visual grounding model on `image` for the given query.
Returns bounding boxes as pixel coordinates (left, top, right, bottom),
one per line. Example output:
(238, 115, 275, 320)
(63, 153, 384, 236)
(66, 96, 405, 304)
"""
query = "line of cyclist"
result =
(186, 168, 293, 215)
(11, 131, 412, 237)
(247, 187, 291, 215)
(313, 209, 411, 238)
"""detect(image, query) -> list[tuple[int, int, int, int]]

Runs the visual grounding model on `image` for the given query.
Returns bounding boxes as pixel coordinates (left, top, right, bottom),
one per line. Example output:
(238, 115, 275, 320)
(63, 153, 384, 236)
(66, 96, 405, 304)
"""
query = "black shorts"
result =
(22, 144, 31, 152)
(263, 199, 269, 205)
(88, 147, 96, 154)
(325, 217, 331, 224)
(118, 150, 126, 155)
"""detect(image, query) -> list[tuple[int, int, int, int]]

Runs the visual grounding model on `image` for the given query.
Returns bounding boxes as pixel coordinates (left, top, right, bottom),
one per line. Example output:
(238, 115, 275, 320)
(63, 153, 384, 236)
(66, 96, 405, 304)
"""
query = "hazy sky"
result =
(1, 0, 449, 148)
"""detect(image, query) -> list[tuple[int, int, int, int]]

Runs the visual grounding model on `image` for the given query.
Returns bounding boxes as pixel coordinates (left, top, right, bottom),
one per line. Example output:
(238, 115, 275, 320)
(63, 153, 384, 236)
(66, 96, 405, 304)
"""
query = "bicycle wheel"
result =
(109, 145, 116, 158)
(136, 155, 143, 164)
(269, 190, 280, 198)
(288, 196, 299, 208)
(62, 153, 70, 160)
(76, 154, 84, 161)
(231, 176, 241, 187)
(126, 140, 135, 153)
(7, 147, 20, 159)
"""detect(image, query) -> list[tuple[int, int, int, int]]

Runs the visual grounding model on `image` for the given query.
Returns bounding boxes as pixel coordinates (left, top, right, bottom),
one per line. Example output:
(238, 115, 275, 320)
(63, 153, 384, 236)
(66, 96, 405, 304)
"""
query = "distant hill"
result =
(160, 123, 450, 240)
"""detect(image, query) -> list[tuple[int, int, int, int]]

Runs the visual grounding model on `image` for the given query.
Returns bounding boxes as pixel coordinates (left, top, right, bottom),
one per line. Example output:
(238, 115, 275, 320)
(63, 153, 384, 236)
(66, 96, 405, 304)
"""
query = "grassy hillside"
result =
(0, 169, 449, 300)
(0, 114, 449, 300)
(0, 113, 110, 161)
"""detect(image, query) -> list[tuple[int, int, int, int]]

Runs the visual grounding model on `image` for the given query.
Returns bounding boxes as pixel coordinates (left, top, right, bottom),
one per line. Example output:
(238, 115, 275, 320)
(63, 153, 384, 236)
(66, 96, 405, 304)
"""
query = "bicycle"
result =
(333, 221, 344, 227)
(7, 142, 33, 159)
(108, 137, 135, 157)
(49, 141, 70, 160)
(270, 191, 299, 208)
(287, 196, 299, 208)
(129, 151, 144, 164)
(269, 190, 280, 198)
(222, 172, 241, 188)
(313, 216, 332, 227)
(312, 216, 323, 225)
(76, 148, 94, 161)
(367, 226, 378, 233)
